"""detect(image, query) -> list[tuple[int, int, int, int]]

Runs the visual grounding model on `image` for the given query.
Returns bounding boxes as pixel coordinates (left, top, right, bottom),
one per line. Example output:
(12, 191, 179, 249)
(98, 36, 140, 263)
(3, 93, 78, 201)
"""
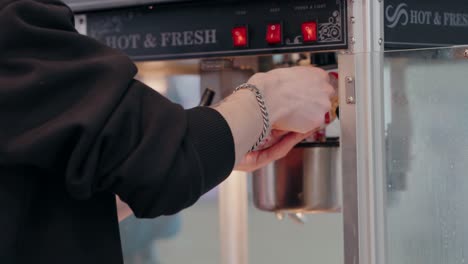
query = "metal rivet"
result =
(378, 38, 383, 46)
(347, 96, 355, 104)
(350, 17, 356, 24)
(464, 49, 468, 58)
(346, 76, 354, 83)
(351, 37, 356, 44)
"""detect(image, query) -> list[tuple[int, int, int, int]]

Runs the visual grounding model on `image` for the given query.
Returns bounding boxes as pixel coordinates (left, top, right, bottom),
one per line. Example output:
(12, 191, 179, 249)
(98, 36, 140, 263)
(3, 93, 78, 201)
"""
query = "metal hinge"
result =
(345, 76, 356, 104)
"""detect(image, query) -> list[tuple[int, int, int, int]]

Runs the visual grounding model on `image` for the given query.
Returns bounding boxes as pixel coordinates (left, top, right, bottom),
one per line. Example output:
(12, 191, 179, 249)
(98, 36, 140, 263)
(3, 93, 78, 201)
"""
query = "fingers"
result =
(255, 65, 337, 135)
(257, 130, 314, 162)
(327, 84, 337, 100)
(270, 129, 289, 138)
(328, 72, 339, 98)
(235, 130, 314, 172)
(256, 129, 290, 150)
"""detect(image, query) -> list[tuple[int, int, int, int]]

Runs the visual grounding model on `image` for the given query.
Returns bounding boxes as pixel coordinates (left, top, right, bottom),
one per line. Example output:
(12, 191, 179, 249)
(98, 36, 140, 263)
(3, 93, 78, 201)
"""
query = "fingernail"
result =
(324, 112, 330, 124)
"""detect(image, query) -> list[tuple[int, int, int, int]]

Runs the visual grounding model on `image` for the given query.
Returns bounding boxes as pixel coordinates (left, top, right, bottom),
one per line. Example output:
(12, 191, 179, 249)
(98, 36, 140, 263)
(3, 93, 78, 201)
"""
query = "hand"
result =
(234, 129, 314, 172)
(212, 66, 335, 167)
(249, 66, 335, 133)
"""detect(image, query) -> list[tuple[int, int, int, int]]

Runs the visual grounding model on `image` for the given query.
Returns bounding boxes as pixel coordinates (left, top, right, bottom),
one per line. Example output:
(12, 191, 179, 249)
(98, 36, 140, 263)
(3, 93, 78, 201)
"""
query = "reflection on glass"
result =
(119, 60, 223, 264)
(384, 47, 468, 264)
(120, 57, 343, 264)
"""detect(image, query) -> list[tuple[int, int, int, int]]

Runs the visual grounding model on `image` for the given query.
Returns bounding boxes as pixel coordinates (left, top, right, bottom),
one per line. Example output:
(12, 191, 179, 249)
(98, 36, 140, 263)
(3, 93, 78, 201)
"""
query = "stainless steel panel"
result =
(340, 0, 386, 263)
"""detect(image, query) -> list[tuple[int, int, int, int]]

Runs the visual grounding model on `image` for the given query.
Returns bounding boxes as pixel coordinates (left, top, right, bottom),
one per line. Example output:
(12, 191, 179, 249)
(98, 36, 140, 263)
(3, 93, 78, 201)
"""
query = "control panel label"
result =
(385, 0, 468, 47)
(83, 0, 347, 60)
(103, 30, 218, 50)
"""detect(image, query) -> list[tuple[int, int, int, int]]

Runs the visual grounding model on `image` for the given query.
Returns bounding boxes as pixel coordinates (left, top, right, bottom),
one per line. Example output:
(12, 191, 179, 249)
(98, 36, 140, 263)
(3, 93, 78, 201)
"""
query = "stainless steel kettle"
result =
(252, 139, 341, 221)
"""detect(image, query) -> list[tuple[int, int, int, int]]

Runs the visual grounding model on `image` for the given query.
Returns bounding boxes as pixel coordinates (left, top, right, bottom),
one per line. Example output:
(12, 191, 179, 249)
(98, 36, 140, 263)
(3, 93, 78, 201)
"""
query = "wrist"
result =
(234, 83, 271, 151)
(211, 90, 263, 164)
(247, 73, 283, 126)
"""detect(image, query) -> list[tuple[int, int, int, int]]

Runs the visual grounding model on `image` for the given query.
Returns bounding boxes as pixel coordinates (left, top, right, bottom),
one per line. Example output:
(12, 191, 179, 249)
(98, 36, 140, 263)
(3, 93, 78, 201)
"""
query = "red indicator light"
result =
(301, 22, 317, 42)
(232, 26, 248, 47)
(266, 23, 282, 44)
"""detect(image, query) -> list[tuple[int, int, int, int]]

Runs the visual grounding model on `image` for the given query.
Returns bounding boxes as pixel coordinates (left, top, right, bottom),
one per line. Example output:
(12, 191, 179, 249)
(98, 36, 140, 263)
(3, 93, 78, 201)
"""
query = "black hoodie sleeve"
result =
(0, 0, 235, 218)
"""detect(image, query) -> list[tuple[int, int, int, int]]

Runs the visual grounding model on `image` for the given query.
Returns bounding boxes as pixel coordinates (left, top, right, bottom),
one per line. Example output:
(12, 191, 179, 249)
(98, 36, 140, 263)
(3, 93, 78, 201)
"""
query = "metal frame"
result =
(219, 172, 248, 264)
(65, 0, 187, 12)
(339, 1, 387, 264)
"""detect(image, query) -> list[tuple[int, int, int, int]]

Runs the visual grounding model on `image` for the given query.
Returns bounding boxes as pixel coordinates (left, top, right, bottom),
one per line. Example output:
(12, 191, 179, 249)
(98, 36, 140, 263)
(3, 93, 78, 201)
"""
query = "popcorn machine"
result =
(69, 0, 468, 263)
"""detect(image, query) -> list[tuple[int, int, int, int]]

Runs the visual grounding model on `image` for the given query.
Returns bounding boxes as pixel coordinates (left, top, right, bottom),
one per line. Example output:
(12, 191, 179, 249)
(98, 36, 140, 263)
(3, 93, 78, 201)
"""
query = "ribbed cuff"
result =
(186, 107, 235, 192)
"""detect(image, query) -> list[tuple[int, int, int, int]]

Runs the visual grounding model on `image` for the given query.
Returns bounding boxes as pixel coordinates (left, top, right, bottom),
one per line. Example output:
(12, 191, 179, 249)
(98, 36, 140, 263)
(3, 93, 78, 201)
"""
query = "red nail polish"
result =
(325, 112, 330, 124)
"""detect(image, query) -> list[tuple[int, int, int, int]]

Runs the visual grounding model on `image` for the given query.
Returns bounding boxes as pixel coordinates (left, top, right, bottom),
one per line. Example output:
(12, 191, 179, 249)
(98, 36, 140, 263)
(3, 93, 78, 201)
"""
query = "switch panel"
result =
(83, 0, 347, 60)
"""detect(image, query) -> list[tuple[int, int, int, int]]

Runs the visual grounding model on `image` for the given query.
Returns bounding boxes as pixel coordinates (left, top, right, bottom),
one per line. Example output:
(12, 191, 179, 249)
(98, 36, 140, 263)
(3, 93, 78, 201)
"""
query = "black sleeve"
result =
(0, 0, 235, 218)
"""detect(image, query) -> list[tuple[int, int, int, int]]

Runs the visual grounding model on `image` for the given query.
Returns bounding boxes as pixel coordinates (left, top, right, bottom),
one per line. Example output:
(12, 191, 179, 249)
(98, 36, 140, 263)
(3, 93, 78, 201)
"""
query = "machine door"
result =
(383, 46, 468, 264)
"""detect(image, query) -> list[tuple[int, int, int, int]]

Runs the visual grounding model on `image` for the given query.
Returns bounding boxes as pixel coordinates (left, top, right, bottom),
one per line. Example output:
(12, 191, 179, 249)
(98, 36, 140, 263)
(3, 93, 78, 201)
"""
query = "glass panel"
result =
(384, 46, 468, 264)
(120, 60, 222, 264)
(247, 54, 343, 264)
(247, 196, 343, 264)
(119, 57, 344, 264)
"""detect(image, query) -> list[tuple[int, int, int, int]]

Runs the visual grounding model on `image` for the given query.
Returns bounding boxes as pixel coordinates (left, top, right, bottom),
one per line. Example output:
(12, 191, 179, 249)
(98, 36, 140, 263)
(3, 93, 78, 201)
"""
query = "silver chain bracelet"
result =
(234, 83, 270, 152)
